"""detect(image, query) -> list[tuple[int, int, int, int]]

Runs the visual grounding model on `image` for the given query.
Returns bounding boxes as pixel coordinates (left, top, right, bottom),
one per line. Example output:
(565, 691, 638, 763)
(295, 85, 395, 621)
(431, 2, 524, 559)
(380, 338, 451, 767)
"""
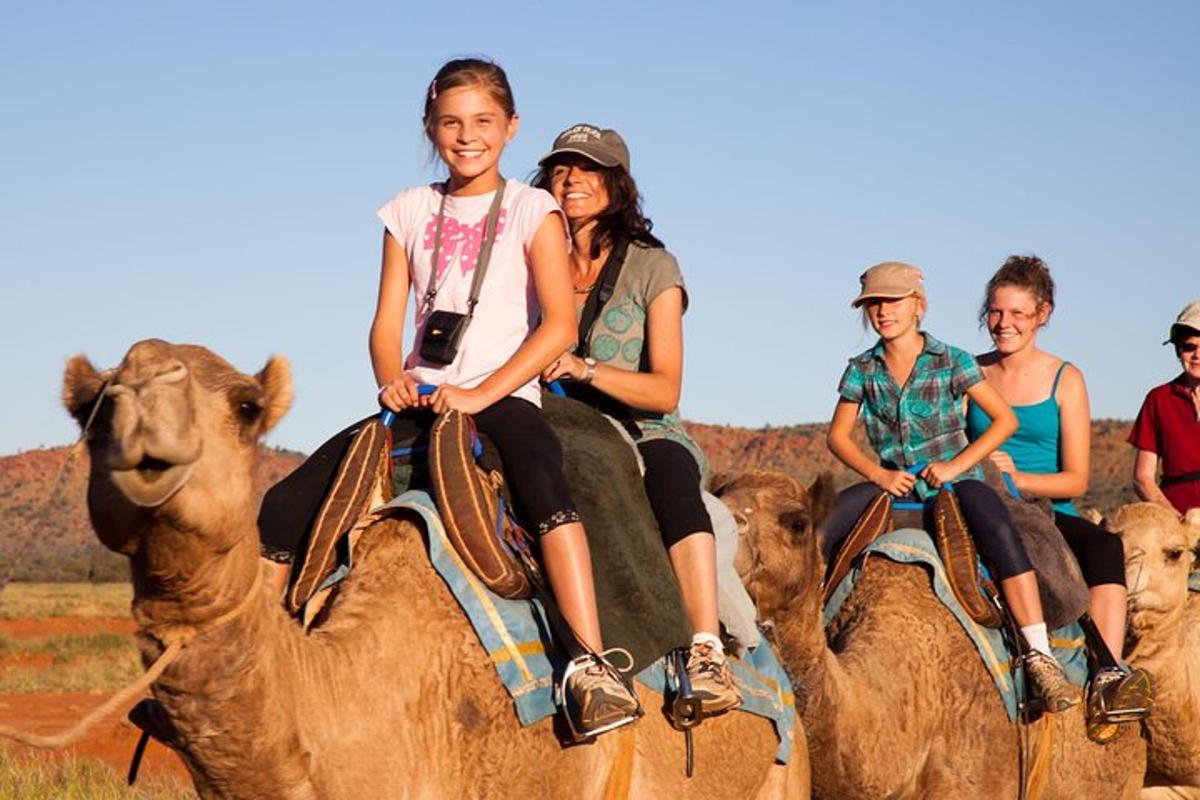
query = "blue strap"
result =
(1050, 361, 1070, 397)
(547, 380, 567, 397)
(379, 384, 437, 428)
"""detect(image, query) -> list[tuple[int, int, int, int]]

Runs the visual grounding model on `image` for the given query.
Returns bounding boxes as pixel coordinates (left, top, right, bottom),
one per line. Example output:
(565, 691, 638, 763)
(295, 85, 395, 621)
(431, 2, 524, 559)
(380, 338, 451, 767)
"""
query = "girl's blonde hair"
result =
(858, 290, 926, 330)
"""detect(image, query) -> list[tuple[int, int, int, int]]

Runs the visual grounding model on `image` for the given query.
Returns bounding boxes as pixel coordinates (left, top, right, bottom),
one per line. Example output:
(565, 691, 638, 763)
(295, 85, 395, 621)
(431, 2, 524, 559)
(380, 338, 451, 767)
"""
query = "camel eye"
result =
(780, 510, 811, 533)
(236, 400, 263, 424)
(1165, 548, 1184, 563)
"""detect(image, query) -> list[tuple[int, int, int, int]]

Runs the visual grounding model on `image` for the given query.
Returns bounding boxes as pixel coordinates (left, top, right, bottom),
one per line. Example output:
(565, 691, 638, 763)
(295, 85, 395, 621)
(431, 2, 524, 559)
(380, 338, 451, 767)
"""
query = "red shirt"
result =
(1128, 375, 1200, 513)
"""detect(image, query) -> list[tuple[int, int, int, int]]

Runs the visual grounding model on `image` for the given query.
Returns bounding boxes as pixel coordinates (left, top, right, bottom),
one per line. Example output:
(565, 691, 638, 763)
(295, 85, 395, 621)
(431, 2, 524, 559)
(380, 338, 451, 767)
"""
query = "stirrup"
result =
(555, 649, 641, 741)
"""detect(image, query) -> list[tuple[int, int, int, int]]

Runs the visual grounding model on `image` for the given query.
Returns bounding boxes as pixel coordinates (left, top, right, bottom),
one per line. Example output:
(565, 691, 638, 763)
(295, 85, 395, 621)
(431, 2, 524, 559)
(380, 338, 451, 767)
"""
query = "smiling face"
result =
(428, 85, 518, 192)
(547, 156, 611, 227)
(986, 284, 1050, 355)
(863, 294, 924, 341)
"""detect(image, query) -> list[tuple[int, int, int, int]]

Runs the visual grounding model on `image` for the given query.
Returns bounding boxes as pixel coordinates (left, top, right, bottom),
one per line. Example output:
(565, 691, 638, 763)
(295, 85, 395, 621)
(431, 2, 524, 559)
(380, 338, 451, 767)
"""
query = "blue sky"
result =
(2, 1, 1197, 455)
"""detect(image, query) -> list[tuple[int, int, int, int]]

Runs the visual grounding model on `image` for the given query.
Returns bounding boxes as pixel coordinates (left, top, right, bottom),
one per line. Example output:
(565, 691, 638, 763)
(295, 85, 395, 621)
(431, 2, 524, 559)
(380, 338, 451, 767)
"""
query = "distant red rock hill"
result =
(0, 419, 1137, 582)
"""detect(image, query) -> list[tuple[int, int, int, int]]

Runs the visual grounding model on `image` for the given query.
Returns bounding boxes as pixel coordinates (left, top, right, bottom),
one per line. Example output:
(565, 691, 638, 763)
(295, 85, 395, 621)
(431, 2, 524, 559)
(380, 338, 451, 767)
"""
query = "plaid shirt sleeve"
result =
(838, 360, 865, 403)
(948, 346, 984, 398)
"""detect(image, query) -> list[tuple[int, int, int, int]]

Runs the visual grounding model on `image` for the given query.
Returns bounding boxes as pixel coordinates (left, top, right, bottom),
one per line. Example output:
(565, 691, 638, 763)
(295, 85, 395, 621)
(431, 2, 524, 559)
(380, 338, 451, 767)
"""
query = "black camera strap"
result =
(423, 179, 507, 317)
(574, 237, 629, 358)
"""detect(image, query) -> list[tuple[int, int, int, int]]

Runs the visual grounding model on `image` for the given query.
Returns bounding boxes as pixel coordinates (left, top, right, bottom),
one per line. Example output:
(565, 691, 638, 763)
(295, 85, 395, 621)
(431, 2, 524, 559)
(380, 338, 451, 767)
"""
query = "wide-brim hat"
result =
(851, 261, 926, 308)
(538, 123, 631, 174)
(1165, 299, 1200, 345)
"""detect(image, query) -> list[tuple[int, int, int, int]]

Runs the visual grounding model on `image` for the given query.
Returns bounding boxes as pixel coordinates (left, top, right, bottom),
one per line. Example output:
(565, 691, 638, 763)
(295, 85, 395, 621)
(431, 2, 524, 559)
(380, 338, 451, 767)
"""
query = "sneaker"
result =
(686, 642, 742, 715)
(560, 654, 642, 739)
(1086, 667, 1154, 744)
(1023, 651, 1080, 713)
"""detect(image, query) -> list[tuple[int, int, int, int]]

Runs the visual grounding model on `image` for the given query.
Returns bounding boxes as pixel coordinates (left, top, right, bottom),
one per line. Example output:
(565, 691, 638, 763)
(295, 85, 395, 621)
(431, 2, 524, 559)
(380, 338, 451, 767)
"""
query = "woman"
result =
(967, 255, 1152, 737)
(1129, 300, 1200, 516)
(534, 123, 741, 715)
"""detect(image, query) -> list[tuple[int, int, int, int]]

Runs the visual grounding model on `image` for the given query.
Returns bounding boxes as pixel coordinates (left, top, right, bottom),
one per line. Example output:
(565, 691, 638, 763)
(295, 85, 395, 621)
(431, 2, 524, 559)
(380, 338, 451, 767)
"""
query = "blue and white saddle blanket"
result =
(1189, 571, 1200, 593)
(381, 490, 797, 763)
(822, 528, 1089, 720)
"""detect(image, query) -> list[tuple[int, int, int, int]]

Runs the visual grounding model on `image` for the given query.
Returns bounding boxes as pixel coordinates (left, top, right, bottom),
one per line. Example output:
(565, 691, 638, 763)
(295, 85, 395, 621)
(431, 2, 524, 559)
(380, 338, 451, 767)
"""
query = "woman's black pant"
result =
(637, 439, 714, 549)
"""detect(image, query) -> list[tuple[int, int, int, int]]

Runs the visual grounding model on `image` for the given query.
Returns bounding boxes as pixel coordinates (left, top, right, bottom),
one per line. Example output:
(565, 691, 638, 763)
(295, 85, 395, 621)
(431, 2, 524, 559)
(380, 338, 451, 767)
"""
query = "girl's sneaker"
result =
(559, 652, 642, 739)
(686, 641, 742, 715)
(1023, 651, 1080, 712)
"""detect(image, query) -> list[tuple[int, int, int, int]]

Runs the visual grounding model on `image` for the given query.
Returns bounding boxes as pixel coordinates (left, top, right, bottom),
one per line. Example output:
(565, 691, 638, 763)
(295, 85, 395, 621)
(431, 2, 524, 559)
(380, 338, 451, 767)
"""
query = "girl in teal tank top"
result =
(972, 255, 1152, 739)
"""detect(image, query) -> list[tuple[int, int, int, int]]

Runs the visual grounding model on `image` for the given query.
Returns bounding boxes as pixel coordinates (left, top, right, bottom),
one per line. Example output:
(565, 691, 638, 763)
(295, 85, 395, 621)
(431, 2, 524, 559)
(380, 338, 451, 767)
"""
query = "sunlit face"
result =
(548, 156, 610, 226)
(429, 86, 517, 187)
(863, 294, 923, 341)
(986, 285, 1049, 355)
(1177, 333, 1200, 381)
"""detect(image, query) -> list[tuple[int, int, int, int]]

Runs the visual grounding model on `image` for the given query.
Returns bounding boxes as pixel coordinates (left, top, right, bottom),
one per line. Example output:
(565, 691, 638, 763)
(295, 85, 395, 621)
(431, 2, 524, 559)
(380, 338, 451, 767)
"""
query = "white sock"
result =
(692, 632, 725, 659)
(1021, 623, 1053, 658)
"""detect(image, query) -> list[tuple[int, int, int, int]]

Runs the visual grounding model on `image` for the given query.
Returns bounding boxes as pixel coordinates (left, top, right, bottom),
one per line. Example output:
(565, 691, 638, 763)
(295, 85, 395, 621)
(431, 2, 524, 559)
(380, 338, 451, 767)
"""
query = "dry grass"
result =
(0, 583, 131, 619)
(0, 632, 133, 661)
(0, 747, 194, 799)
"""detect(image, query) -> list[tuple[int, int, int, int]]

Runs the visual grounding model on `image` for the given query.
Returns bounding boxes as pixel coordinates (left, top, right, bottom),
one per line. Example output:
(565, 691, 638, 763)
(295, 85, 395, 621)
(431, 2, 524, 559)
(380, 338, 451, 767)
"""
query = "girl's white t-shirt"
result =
(376, 179, 565, 406)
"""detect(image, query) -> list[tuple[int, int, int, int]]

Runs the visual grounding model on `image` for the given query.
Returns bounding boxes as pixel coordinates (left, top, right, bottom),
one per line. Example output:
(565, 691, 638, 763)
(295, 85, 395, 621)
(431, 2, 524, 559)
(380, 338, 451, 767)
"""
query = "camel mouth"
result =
(110, 461, 196, 508)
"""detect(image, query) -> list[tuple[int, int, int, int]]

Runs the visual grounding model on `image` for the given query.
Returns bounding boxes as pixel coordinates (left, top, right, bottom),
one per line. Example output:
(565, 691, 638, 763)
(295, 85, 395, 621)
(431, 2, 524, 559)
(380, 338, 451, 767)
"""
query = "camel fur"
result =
(716, 470, 1148, 800)
(1110, 503, 1200, 796)
(60, 339, 809, 800)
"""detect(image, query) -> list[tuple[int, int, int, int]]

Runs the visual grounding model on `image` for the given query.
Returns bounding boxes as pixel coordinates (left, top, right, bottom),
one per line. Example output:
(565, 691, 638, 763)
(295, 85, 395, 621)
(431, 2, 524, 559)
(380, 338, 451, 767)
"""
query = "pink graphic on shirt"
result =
(422, 210, 509, 281)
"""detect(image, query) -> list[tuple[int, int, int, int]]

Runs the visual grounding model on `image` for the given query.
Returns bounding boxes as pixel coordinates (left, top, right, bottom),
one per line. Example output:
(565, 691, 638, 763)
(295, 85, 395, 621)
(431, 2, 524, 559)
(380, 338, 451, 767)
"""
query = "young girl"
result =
(533, 123, 741, 715)
(969, 256, 1152, 735)
(822, 261, 1078, 711)
(371, 59, 638, 738)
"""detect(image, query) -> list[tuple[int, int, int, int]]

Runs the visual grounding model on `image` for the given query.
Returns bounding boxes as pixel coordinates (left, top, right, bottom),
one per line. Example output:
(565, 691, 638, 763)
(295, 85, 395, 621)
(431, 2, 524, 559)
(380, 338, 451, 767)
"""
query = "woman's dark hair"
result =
(532, 159, 664, 259)
(979, 254, 1056, 327)
(422, 58, 515, 138)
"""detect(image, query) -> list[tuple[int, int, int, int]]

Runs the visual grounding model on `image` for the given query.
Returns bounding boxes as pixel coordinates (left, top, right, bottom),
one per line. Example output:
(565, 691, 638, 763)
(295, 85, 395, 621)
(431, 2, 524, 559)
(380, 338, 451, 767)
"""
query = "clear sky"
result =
(2, 1, 1197, 455)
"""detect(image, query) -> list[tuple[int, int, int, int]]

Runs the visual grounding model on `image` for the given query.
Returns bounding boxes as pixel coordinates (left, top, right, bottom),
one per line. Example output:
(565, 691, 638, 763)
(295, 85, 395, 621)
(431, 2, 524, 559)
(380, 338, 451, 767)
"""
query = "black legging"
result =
(473, 397, 580, 536)
(1054, 512, 1125, 587)
(819, 479, 1033, 581)
(637, 439, 714, 549)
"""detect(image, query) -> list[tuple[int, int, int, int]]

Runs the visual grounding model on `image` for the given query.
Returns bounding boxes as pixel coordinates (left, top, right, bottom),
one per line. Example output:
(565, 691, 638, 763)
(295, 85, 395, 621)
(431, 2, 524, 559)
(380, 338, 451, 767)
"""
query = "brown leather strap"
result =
(824, 491, 893, 605)
(932, 490, 1003, 628)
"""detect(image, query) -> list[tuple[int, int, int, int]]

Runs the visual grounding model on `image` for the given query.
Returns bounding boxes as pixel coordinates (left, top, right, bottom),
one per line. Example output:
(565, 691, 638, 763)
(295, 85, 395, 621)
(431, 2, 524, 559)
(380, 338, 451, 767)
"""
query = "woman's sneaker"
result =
(559, 653, 642, 739)
(686, 641, 742, 715)
(1086, 666, 1154, 744)
(1023, 651, 1080, 713)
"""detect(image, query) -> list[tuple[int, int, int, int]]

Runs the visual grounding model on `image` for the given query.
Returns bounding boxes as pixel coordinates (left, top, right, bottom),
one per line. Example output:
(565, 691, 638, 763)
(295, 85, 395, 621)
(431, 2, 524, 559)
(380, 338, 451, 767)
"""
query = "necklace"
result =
(573, 283, 595, 295)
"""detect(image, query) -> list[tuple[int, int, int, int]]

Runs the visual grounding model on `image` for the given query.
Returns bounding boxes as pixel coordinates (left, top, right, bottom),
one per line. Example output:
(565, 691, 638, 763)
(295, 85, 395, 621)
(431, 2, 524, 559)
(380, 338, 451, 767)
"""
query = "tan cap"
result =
(1166, 299, 1200, 344)
(538, 123, 631, 173)
(851, 261, 926, 308)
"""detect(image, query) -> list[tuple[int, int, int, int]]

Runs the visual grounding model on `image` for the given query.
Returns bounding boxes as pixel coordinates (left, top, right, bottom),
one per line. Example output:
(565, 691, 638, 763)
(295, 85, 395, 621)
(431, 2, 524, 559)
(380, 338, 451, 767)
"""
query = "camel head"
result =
(715, 470, 835, 619)
(1109, 503, 1200, 628)
(62, 339, 291, 558)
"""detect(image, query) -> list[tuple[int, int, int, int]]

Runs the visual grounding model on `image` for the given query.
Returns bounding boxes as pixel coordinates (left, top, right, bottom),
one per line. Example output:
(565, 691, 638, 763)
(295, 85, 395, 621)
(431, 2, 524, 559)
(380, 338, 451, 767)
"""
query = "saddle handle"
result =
(379, 384, 437, 428)
(893, 462, 1021, 510)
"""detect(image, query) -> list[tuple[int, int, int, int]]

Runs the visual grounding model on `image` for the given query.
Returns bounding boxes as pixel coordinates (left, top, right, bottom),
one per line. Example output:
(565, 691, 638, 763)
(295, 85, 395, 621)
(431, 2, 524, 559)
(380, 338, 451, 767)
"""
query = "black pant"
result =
(637, 439, 714, 549)
(474, 397, 580, 536)
(1055, 512, 1125, 587)
(819, 479, 1033, 581)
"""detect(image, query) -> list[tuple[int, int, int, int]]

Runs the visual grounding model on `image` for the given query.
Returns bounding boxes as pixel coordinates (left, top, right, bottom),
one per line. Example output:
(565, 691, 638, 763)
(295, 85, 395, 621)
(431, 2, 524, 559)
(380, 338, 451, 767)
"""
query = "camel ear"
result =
(255, 356, 292, 433)
(1184, 508, 1200, 552)
(62, 354, 107, 426)
(808, 472, 837, 528)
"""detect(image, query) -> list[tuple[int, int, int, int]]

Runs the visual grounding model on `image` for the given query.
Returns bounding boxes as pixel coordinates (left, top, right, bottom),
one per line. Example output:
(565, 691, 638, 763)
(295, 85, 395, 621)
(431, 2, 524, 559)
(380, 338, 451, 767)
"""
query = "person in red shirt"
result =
(1128, 300, 1200, 515)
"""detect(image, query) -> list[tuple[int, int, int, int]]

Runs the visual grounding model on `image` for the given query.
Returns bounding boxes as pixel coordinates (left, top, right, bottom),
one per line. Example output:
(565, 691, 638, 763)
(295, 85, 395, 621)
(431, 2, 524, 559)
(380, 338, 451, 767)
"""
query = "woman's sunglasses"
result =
(1178, 342, 1200, 355)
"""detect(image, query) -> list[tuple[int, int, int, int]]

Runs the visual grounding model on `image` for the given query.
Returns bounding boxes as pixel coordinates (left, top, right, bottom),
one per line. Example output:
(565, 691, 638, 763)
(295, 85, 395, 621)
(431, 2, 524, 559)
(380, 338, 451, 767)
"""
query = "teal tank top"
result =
(965, 361, 1079, 516)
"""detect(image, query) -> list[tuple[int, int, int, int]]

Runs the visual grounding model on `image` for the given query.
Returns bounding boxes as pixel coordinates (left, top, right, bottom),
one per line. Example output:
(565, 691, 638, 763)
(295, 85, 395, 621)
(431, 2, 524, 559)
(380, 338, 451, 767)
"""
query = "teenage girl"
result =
(821, 261, 1078, 711)
(969, 255, 1152, 735)
(371, 58, 638, 737)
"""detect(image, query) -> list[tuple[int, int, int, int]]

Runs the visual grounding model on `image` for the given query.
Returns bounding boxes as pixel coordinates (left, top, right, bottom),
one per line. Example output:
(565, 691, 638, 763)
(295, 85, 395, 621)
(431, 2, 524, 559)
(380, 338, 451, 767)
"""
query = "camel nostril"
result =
(135, 456, 175, 480)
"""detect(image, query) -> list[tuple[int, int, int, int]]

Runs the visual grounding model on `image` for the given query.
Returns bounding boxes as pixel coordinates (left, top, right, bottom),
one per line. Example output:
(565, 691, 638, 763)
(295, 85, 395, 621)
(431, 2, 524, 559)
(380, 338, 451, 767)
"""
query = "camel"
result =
(715, 470, 1148, 800)
(52, 339, 808, 800)
(1109, 503, 1200, 798)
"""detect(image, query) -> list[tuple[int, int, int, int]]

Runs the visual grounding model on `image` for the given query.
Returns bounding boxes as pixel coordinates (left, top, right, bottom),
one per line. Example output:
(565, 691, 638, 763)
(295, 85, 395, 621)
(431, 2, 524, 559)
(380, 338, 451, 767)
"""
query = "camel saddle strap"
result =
(429, 409, 537, 600)
(823, 491, 893, 605)
(931, 489, 1003, 628)
(286, 419, 391, 614)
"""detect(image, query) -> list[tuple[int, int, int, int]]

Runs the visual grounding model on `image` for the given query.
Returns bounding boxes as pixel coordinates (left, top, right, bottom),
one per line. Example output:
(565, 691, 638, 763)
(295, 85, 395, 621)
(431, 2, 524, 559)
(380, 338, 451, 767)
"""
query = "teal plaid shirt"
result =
(838, 333, 984, 498)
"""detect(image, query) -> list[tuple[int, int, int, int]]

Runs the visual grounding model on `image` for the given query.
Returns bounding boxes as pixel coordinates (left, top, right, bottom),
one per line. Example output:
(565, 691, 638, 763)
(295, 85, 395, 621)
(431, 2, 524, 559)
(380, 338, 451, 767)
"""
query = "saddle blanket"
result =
(822, 528, 1088, 720)
(383, 490, 798, 763)
(1190, 571, 1200, 593)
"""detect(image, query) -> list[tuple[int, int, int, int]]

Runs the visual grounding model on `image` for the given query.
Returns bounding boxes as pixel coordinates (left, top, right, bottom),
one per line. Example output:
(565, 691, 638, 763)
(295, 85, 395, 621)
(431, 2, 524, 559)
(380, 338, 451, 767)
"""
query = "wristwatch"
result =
(582, 357, 597, 384)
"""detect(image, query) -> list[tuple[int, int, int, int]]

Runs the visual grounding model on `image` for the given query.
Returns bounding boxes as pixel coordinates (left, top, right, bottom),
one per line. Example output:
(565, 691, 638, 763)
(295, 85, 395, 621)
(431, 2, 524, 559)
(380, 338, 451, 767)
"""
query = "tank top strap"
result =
(1050, 361, 1070, 398)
